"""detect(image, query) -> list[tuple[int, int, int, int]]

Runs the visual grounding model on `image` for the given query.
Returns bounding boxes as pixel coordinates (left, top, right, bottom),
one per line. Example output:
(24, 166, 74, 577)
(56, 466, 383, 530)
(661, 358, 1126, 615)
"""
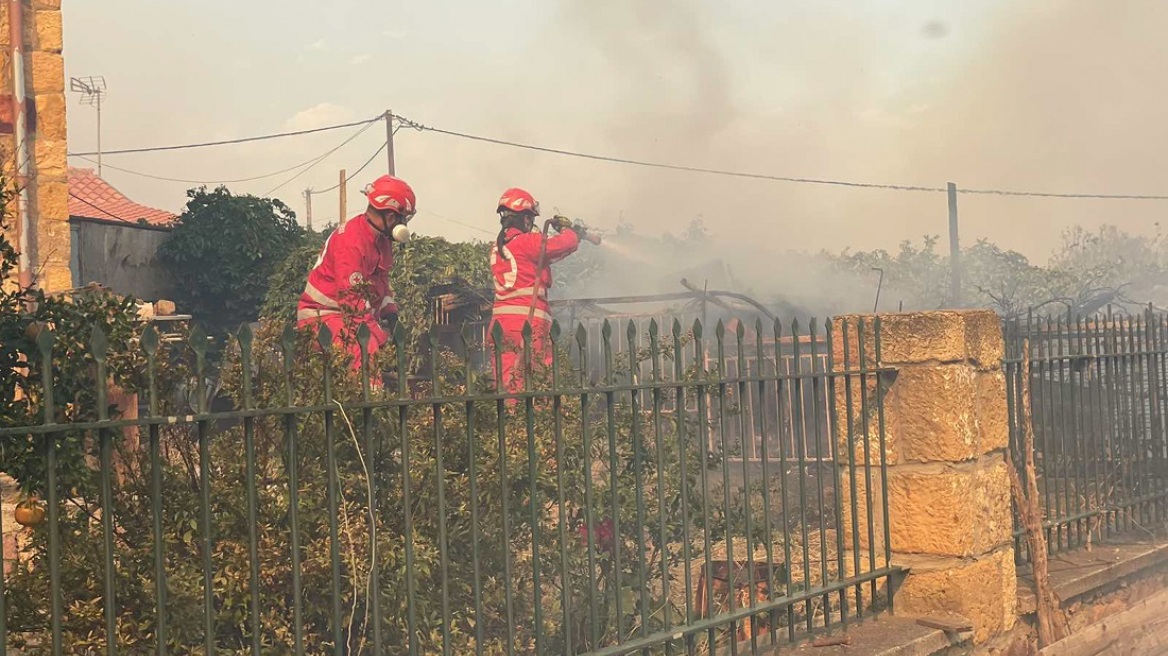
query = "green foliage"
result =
(5, 319, 735, 654)
(387, 236, 491, 370)
(0, 195, 173, 497)
(260, 229, 330, 323)
(158, 187, 304, 334)
(260, 230, 492, 373)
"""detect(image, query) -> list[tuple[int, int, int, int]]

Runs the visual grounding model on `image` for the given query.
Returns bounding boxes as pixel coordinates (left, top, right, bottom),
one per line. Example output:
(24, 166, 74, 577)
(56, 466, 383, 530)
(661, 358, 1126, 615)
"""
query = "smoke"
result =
(536, 0, 1168, 319)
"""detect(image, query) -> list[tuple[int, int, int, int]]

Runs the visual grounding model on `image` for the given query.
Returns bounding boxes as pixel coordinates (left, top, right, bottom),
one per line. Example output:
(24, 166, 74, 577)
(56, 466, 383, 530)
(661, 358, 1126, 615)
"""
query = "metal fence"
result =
(0, 314, 895, 655)
(433, 290, 836, 467)
(1004, 311, 1168, 564)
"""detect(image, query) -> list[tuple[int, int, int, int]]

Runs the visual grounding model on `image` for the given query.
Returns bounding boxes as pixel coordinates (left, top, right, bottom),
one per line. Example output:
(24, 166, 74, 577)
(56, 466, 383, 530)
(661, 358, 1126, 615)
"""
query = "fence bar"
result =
(316, 325, 345, 656)
(490, 321, 517, 656)
(627, 321, 652, 650)
(754, 319, 780, 642)
(190, 326, 216, 656)
(143, 324, 164, 648)
(1006, 310, 1168, 564)
(672, 320, 697, 655)
(391, 324, 416, 656)
(92, 328, 117, 656)
(280, 325, 306, 656)
(873, 317, 893, 609)
(36, 328, 63, 656)
(240, 325, 263, 654)
(808, 320, 832, 629)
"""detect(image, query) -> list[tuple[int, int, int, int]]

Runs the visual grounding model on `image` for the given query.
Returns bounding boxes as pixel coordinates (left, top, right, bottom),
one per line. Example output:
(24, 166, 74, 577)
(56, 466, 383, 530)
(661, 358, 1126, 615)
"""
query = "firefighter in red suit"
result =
(489, 188, 582, 392)
(297, 174, 416, 370)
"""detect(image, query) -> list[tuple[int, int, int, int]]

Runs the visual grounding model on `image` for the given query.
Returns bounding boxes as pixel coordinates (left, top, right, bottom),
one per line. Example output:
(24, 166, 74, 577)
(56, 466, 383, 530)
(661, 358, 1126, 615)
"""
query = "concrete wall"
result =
(70, 218, 173, 301)
(0, 0, 70, 292)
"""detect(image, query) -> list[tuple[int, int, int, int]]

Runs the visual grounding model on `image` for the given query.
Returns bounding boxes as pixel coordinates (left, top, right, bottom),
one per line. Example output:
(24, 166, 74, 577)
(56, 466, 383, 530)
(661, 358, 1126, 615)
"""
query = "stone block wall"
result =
(832, 310, 1017, 644)
(0, 0, 71, 292)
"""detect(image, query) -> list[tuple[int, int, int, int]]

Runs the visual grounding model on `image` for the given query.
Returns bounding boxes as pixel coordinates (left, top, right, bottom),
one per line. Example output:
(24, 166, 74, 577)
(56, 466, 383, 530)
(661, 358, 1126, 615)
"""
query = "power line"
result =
(396, 115, 1168, 201)
(75, 121, 393, 188)
(261, 121, 378, 197)
(419, 209, 495, 236)
(959, 187, 1168, 201)
(311, 140, 388, 195)
(69, 191, 132, 223)
(74, 151, 336, 185)
(66, 116, 381, 157)
(62, 108, 1168, 201)
(311, 124, 404, 195)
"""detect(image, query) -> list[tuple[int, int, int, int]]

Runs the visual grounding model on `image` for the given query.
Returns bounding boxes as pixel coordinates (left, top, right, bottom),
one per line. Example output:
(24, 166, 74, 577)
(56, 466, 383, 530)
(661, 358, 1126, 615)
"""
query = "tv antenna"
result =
(70, 76, 107, 176)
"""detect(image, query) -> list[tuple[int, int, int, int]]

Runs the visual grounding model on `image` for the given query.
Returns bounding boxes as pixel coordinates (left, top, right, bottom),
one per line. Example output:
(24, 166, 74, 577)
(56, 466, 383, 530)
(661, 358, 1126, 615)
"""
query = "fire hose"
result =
(527, 215, 601, 324)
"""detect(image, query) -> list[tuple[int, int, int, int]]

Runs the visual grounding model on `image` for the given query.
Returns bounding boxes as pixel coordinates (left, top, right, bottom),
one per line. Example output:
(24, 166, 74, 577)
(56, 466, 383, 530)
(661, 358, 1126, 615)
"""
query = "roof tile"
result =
(68, 167, 177, 227)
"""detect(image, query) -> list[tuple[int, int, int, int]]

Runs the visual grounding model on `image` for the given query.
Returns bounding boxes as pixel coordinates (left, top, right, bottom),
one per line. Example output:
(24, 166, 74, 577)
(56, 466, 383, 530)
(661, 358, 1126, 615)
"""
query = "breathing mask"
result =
(391, 223, 411, 243)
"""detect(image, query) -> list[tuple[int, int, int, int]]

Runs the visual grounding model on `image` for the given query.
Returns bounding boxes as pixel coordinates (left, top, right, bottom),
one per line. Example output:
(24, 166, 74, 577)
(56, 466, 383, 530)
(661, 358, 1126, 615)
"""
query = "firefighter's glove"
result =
(550, 215, 573, 233)
(571, 220, 591, 240)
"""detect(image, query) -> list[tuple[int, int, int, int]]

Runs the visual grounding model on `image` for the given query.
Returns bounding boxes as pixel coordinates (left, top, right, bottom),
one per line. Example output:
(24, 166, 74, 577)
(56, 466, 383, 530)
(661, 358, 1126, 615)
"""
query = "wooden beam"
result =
(917, 616, 974, 633)
(1039, 586, 1168, 656)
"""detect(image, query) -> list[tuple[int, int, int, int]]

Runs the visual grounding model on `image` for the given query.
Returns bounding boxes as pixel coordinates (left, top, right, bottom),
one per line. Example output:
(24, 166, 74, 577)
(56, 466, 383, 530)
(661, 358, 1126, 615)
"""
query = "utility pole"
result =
(384, 110, 396, 175)
(948, 182, 962, 307)
(304, 189, 313, 231)
(339, 169, 348, 224)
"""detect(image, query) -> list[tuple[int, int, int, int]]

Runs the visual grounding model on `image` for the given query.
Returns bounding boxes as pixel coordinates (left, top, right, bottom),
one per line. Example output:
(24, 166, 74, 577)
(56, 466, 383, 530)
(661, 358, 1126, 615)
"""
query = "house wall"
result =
(71, 218, 173, 301)
(0, 0, 70, 292)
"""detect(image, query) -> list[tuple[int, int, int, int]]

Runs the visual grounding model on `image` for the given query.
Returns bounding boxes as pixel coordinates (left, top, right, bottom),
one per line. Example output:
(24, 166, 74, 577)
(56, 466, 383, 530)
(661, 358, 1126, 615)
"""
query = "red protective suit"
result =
(489, 226, 580, 392)
(297, 214, 397, 369)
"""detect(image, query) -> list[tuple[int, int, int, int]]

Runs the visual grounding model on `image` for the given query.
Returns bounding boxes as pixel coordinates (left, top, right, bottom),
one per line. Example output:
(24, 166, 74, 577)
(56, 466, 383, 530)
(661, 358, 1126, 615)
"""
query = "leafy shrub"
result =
(4, 307, 738, 654)
(157, 187, 304, 335)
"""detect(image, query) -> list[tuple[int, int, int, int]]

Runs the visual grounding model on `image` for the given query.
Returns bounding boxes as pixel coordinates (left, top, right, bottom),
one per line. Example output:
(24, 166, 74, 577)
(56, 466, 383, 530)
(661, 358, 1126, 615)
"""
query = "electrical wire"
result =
(396, 115, 1168, 201)
(66, 116, 382, 157)
(311, 124, 405, 195)
(73, 151, 343, 186)
(311, 141, 388, 195)
(959, 187, 1168, 200)
(418, 209, 495, 236)
(261, 121, 379, 197)
(63, 108, 1168, 201)
(69, 192, 133, 223)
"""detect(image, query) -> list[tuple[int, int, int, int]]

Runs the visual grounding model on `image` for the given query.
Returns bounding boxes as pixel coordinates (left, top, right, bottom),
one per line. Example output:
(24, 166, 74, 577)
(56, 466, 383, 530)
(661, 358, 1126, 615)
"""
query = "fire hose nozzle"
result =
(549, 215, 601, 244)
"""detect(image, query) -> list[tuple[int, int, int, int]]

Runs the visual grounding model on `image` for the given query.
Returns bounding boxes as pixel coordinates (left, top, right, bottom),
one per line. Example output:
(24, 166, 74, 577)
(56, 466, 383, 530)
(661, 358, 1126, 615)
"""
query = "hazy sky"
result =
(62, 1, 1168, 262)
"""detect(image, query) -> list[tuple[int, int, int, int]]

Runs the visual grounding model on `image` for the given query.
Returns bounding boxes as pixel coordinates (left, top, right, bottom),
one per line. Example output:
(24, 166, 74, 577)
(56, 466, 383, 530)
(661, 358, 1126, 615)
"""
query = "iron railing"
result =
(0, 314, 894, 655)
(432, 289, 835, 465)
(1005, 310, 1168, 564)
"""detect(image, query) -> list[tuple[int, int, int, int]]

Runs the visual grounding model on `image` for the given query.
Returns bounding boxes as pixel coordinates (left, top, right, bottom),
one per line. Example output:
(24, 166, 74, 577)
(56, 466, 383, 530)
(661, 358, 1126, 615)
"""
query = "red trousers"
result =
(489, 316, 552, 393)
(297, 314, 386, 371)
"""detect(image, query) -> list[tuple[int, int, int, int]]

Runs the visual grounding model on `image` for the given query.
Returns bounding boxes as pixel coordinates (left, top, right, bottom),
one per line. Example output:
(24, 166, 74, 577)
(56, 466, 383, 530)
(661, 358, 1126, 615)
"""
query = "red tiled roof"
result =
(68, 167, 177, 227)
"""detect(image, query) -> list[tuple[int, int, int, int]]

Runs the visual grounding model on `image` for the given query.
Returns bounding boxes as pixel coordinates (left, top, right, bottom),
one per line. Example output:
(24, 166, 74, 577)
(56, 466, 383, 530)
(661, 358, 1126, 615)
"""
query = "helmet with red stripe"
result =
(497, 187, 539, 216)
(364, 175, 416, 218)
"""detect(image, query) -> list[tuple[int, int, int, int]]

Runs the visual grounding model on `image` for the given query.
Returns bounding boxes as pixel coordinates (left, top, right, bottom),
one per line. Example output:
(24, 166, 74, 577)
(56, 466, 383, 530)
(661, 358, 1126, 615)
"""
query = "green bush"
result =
(261, 231, 492, 373)
(4, 309, 739, 654)
(158, 187, 304, 335)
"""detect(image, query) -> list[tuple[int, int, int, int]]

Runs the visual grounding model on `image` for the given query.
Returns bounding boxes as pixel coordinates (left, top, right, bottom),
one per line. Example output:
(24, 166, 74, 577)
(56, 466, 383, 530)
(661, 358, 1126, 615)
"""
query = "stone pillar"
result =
(832, 310, 1016, 644)
(0, 0, 72, 292)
